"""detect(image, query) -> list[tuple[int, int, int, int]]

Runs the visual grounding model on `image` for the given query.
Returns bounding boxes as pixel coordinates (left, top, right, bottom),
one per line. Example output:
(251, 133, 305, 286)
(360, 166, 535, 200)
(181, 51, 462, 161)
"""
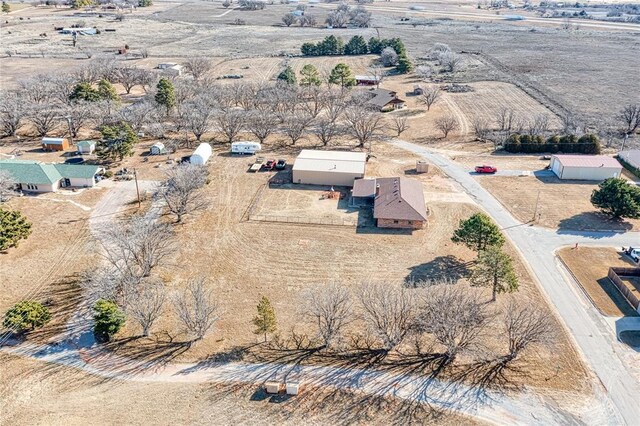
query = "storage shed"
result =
(150, 142, 166, 155)
(42, 137, 70, 152)
(190, 143, 212, 165)
(77, 140, 96, 155)
(292, 150, 366, 187)
(550, 155, 622, 181)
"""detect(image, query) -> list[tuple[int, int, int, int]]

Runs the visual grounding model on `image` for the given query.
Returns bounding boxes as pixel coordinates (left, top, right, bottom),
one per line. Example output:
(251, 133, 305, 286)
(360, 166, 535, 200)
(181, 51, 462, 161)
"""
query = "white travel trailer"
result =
(231, 141, 261, 155)
(190, 143, 212, 165)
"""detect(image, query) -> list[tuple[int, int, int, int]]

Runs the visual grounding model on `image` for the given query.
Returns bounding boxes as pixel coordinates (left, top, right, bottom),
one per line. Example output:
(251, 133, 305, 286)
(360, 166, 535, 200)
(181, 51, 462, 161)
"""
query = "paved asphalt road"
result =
(393, 139, 640, 425)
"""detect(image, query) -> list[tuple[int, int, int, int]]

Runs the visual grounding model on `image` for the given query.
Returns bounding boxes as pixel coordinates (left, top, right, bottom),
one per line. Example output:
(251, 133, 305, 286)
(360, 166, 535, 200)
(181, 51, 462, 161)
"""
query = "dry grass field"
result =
(557, 247, 639, 317)
(477, 174, 640, 231)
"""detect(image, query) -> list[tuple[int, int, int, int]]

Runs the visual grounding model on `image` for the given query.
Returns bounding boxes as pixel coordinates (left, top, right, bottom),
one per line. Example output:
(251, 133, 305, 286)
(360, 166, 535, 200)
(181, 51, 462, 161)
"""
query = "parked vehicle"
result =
(276, 159, 287, 170)
(475, 165, 497, 174)
(263, 159, 276, 170)
(624, 247, 640, 262)
(231, 141, 261, 155)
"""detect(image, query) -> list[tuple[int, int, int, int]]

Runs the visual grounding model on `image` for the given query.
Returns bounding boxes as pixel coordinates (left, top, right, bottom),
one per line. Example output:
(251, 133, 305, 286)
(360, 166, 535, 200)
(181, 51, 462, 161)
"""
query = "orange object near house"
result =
(41, 137, 70, 151)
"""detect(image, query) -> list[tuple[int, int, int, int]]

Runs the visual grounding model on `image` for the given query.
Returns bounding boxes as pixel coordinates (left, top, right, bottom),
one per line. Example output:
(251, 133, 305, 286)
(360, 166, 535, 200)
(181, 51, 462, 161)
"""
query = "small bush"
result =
(93, 299, 125, 343)
(3, 301, 51, 333)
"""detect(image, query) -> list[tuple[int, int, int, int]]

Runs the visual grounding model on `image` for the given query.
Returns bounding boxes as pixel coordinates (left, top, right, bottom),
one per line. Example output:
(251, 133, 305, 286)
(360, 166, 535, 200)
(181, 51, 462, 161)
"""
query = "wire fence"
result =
(249, 214, 358, 227)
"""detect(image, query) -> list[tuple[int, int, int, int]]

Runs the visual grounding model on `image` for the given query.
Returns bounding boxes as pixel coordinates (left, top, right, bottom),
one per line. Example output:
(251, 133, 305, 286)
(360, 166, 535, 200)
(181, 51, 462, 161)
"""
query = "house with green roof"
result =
(0, 159, 104, 193)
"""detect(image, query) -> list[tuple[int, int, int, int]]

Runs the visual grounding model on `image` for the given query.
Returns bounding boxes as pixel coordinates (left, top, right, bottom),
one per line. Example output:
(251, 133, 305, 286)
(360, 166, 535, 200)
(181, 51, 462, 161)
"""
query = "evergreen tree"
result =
(470, 245, 519, 301)
(138, 0, 152, 6)
(97, 122, 138, 162)
(252, 296, 277, 342)
(69, 82, 101, 102)
(319, 35, 344, 55)
(93, 299, 125, 343)
(155, 77, 176, 115)
(591, 178, 640, 219)
(71, 0, 94, 8)
(396, 56, 413, 74)
(344, 35, 368, 55)
(328, 63, 355, 88)
(299, 64, 322, 86)
(97, 79, 120, 102)
(451, 212, 505, 253)
(2, 2, 11, 13)
(368, 37, 383, 54)
(0, 208, 32, 251)
(3, 301, 51, 333)
(277, 66, 297, 85)
(301, 42, 318, 56)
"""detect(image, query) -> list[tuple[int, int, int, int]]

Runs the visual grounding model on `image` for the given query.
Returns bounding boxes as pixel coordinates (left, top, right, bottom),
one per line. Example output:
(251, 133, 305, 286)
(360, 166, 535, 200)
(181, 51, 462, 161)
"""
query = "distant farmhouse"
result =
(355, 75, 381, 87)
(352, 177, 428, 229)
(366, 88, 405, 112)
(0, 160, 104, 193)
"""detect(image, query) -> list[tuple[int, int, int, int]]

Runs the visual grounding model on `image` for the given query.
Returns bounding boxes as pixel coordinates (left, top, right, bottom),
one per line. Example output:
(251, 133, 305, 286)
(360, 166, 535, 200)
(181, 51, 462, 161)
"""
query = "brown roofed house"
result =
(352, 177, 428, 229)
(366, 88, 406, 112)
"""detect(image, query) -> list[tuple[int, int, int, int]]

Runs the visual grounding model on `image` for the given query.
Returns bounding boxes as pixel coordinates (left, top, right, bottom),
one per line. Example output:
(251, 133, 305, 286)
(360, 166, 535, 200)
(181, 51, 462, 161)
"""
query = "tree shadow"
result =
(404, 255, 473, 286)
(557, 211, 634, 234)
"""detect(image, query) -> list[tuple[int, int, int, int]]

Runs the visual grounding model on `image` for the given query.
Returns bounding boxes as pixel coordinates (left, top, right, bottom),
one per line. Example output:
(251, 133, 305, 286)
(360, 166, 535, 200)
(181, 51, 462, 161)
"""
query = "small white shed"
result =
(150, 142, 166, 155)
(550, 155, 622, 181)
(77, 140, 96, 155)
(190, 143, 212, 165)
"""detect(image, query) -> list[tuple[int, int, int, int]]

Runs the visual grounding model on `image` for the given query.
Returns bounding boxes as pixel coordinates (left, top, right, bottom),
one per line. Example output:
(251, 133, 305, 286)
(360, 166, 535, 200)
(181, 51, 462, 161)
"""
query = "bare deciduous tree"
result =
(435, 114, 459, 138)
(184, 57, 213, 81)
(344, 106, 384, 148)
(99, 216, 176, 280)
(502, 300, 554, 363)
(115, 66, 146, 94)
(560, 112, 578, 135)
(420, 86, 441, 111)
(526, 114, 550, 137)
(182, 96, 215, 142)
(357, 282, 417, 352)
(214, 108, 245, 143)
(418, 284, 491, 364)
(0, 92, 26, 137)
(246, 110, 278, 143)
(18, 75, 57, 104)
(299, 14, 317, 27)
(0, 170, 17, 202)
(619, 103, 640, 135)
(391, 115, 409, 137)
(127, 279, 166, 337)
(282, 12, 297, 26)
(471, 116, 491, 141)
(119, 100, 156, 132)
(63, 101, 95, 138)
(174, 277, 221, 341)
(27, 104, 60, 137)
(283, 112, 313, 145)
(160, 162, 209, 223)
(380, 47, 398, 67)
(314, 118, 343, 146)
(302, 282, 352, 349)
(496, 107, 517, 133)
(437, 51, 465, 74)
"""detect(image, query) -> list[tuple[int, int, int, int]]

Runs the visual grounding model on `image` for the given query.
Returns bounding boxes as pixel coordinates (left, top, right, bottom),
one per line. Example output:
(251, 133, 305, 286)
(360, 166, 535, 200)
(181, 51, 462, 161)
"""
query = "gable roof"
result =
(552, 155, 621, 169)
(373, 177, 427, 222)
(366, 88, 404, 109)
(294, 150, 367, 175)
(0, 160, 101, 184)
(0, 160, 62, 184)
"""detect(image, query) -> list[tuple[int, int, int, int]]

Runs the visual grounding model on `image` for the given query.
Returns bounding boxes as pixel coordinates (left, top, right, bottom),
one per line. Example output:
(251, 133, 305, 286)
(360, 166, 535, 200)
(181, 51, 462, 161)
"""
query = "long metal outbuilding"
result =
(292, 150, 366, 187)
(550, 154, 622, 181)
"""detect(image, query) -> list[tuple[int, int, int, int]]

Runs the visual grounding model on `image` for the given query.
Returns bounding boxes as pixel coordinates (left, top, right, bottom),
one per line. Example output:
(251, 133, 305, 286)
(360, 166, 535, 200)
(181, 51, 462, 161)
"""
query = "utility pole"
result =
(133, 168, 141, 208)
(532, 189, 541, 223)
(621, 133, 629, 152)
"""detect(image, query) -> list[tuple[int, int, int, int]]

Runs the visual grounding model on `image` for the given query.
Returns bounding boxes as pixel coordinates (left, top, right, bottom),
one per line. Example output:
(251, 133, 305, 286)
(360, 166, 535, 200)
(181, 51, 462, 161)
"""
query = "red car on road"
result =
(475, 165, 497, 174)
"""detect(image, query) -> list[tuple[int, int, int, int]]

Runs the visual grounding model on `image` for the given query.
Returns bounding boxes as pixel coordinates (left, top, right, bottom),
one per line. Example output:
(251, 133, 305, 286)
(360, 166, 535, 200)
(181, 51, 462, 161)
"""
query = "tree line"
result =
(504, 133, 601, 154)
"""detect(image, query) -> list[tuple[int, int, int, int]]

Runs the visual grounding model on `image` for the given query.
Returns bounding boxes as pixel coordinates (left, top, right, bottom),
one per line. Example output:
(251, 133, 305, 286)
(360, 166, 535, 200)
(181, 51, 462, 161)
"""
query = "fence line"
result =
(248, 214, 358, 227)
(608, 267, 640, 313)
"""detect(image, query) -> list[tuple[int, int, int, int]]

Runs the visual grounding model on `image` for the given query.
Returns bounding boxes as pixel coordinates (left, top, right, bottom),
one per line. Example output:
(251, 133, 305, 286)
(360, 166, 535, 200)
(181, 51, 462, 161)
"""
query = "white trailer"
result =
(231, 141, 261, 155)
(190, 143, 212, 165)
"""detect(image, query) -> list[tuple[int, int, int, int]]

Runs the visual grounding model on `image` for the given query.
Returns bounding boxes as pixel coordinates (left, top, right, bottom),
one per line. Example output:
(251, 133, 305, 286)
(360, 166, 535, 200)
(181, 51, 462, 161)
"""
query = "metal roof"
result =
(42, 137, 66, 144)
(53, 164, 102, 179)
(552, 155, 622, 169)
(0, 160, 61, 184)
(373, 177, 428, 222)
(77, 140, 95, 148)
(293, 150, 366, 174)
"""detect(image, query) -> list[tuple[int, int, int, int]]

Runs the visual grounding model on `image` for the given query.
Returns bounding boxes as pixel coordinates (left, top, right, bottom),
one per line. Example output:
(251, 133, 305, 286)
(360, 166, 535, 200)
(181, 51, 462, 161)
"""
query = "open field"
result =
(477, 174, 640, 231)
(558, 247, 639, 317)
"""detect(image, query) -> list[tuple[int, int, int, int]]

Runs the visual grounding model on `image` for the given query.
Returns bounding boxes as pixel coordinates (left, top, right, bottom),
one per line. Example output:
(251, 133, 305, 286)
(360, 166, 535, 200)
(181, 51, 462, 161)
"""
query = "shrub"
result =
(93, 299, 125, 342)
(504, 133, 601, 154)
(3, 301, 51, 333)
(0, 208, 32, 251)
(591, 178, 640, 219)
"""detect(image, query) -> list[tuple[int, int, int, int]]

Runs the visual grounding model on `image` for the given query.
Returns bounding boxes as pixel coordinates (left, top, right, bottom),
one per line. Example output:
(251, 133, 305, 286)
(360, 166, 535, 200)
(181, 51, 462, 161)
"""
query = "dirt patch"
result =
(477, 174, 640, 231)
(557, 247, 639, 317)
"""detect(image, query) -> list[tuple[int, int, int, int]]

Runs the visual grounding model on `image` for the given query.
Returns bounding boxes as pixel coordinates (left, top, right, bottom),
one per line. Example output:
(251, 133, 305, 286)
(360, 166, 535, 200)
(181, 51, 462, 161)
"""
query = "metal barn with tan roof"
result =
(292, 150, 366, 187)
(550, 155, 622, 181)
